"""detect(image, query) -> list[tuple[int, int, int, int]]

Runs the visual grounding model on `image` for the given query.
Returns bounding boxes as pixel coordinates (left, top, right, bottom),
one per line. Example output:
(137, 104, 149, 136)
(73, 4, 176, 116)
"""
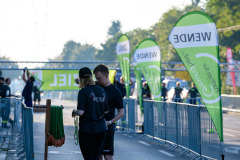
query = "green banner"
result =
(29, 70, 44, 90)
(168, 11, 223, 142)
(116, 34, 131, 98)
(30, 70, 116, 91)
(133, 57, 143, 113)
(133, 39, 161, 101)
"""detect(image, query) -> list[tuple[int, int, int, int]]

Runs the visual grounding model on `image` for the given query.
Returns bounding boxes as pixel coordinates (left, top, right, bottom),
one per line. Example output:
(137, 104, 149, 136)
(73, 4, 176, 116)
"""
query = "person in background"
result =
(120, 76, 133, 86)
(33, 85, 41, 106)
(173, 82, 183, 103)
(142, 81, 151, 99)
(120, 76, 134, 96)
(113, 76, 126, 98)
(22, 68, 35, 107)
(93, 64, 124, 160)
(188, 83, 199, 105)
(0, 77, 11, 128)
(161, 83, 168, 101)
(0, 77, 5, 96)
(72, 67, 108, 160)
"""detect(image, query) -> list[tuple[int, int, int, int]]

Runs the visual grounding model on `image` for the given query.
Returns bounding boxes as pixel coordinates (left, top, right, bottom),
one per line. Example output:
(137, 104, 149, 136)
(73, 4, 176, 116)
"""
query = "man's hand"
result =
(72, 109, 77, 117)
(106, 120, 112, 126)
(23, 67, 27, 72)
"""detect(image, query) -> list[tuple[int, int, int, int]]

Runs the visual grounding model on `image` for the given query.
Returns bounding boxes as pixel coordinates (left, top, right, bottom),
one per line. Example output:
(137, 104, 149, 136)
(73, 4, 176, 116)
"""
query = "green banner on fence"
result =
(116, 34, 131, 98)
(168, 11, 223, 142)
(133, 39, 161, 101)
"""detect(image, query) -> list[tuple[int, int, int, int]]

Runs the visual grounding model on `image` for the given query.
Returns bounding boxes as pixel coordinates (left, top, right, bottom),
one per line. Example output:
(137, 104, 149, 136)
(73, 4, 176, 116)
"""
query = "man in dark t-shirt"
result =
(22, 68, 35, 107)
(93, 64, 124, 160)
(174, 82, 183, 103)
(161, 83, 168, 101)
(188, 83, 199, 105)
(0, 78, 11, 128)
(33, 85, 41, 106)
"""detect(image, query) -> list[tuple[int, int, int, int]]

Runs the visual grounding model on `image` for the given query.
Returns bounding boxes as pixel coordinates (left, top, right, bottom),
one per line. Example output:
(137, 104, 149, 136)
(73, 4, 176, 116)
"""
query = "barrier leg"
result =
(44, 99, 51, 160)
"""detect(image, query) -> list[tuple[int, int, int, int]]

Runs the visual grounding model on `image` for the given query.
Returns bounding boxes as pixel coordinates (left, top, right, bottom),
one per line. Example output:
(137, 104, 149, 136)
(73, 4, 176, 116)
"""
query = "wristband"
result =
(109, 121, 111, 125)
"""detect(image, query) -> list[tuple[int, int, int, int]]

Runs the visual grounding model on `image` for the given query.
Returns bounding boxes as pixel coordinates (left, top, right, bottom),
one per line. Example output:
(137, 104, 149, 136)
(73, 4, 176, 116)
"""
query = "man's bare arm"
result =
(22, 70, 27, 83)
(106, 108, 124, 126)
(26, 69, 30, 80)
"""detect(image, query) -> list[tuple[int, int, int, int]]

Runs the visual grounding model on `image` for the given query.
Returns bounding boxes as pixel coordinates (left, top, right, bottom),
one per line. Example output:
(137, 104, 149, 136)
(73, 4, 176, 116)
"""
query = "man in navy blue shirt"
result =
(22, 68, 35, 107)
(93, 64, 124, 160)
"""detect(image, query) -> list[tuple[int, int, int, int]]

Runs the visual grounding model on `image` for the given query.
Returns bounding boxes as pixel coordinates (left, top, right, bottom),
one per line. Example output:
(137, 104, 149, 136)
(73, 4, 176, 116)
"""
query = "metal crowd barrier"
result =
(119, 98, 223, 160)
(0, 98, 22, 136)
(0, 97, 34, 159)
(22, 103, 34, 160)
(117, 98, 136, 132)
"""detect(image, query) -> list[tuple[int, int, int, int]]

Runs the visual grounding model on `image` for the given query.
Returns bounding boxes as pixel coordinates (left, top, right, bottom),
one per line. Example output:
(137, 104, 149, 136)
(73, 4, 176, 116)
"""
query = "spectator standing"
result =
(22, 68, 35, 107)
(72, 67, 108, 160)
(93, 64, 124, 160)
(0, 77, 5, 96)
(142, 81, 151, 99)
(161, 83, 168, 101)
(188, 83, 199, 105)
(0, 78, 11, 128)
(113, 77, 126, 98)
(33, 85, 41, 106)
(174, 82, 183, 103)
(120, 76, 134, 96)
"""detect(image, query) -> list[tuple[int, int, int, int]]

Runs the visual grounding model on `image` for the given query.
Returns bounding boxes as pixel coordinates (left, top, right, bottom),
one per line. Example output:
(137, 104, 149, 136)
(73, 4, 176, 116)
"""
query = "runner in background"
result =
(33, 85, 41, 106)
(173, 82, 183, 103)
(161, 83, 168, 101)
(187, 83, 199, 105)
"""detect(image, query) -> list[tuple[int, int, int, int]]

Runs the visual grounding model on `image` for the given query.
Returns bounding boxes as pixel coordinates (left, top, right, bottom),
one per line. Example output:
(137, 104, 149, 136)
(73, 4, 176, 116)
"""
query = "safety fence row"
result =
(0, 98, 34, 160)
(119, 98, 223, 160)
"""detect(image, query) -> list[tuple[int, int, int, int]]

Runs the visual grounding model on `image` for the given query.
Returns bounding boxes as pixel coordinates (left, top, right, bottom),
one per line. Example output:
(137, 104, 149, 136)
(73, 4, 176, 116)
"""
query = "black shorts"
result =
(101, 130, 114, 155)
(34, 96, 41, 102)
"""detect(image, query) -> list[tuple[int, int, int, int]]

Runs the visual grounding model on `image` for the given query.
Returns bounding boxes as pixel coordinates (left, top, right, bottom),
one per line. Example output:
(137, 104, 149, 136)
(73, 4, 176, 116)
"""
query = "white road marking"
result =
(158, 150, 176, 157)
(225, 147, 240, 154)
(138, 140, 151, 146)
(35, 151, 81, 154)
(224, 133, 236, 137)
(224, 128, 240, 133)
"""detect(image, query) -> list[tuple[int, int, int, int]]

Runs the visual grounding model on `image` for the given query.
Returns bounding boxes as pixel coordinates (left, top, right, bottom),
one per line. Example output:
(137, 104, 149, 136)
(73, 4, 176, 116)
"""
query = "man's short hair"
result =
(0, 77, 4, 81)
(5, 78, 10, 83)
(30, 76, 35, 82)
(93, 64, 109, 75)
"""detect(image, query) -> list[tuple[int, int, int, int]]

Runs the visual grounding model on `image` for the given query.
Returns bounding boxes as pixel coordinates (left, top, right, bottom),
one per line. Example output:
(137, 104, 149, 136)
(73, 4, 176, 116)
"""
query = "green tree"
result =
(95, 21, 122, 61)
(126, 28, 155, 60)
(153, 8, 184, 62)
(50, 40, 96, 61)
(108, 20, 121, 37)
(95, 33, 121, 61)
(205, 0, 240, 61)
